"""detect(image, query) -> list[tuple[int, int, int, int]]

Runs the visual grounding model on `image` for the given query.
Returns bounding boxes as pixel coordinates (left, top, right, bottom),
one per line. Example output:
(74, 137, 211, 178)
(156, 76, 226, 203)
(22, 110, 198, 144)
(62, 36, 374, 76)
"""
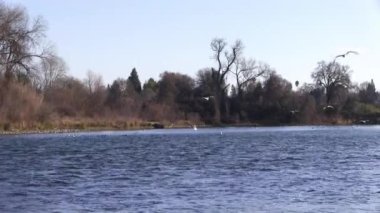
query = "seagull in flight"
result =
(334, 51, 359, 60)
(202, 96, 214, 101)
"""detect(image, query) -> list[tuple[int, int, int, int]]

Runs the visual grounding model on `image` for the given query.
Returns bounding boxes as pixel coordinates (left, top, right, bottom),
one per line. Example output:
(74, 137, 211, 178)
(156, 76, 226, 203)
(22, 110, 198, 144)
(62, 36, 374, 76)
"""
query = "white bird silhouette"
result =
(202, 96, 214, 101)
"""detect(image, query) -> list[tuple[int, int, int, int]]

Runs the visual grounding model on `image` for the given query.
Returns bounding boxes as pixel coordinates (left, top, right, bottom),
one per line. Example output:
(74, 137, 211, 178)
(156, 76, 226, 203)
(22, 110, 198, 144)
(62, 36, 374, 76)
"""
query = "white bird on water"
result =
(193, 125, 197, 131)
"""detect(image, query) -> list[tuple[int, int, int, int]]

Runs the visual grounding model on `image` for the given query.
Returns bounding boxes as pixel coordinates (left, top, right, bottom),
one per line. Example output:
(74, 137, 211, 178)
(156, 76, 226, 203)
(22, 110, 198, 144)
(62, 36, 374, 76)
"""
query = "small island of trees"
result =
(1, 2, 379, 132)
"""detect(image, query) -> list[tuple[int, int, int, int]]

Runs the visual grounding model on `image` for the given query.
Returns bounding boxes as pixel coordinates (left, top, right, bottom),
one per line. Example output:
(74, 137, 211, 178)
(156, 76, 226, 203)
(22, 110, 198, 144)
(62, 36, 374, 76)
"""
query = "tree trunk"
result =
(237, 88, 243, 122)
(213, 92, 221, 124)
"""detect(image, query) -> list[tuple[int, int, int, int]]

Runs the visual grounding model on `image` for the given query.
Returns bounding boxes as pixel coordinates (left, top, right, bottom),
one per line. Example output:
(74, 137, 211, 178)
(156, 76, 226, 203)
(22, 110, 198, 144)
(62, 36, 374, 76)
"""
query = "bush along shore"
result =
(1, 1, 380, 133)
(0, 119, 208, 135)
(0, 117, 378, 135)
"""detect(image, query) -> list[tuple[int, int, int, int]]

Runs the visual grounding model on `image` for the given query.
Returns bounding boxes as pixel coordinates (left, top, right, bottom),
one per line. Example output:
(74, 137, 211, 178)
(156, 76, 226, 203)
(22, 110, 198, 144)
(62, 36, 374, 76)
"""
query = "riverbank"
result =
(1, 118, 374, 136)
(0, 119, 209, 135)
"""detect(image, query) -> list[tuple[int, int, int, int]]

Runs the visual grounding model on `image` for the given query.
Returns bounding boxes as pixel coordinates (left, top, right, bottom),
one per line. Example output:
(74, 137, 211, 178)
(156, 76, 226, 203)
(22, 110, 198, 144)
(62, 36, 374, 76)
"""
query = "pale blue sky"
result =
(8, 0, 380, 87)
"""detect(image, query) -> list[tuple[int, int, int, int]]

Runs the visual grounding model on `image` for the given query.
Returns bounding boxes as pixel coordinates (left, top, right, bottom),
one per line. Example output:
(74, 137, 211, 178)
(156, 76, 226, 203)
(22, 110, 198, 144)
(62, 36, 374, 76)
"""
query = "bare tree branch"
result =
(0, 2, 48, 80)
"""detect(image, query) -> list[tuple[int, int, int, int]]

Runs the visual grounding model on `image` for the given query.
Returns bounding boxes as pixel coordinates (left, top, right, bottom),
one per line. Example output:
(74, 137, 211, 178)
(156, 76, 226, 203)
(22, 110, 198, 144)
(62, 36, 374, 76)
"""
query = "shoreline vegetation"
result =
(1, 2, 380, 134)
(0, 119, 373, 136)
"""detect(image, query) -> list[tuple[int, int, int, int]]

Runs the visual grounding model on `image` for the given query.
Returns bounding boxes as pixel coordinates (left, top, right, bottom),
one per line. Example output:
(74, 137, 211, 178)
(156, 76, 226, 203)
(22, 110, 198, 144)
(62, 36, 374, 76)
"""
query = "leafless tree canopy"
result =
(0, 1, 49, 80)
(210, 38, 243, 81)
(312, 61, 351, 89)
(209, 38, 243, 123)
(84, 70, 103, 94)
(311, 61, 351, 104)
(232, 58, 269, 96)
(34, 54, 66, 90)
(1, 1, 379, 129)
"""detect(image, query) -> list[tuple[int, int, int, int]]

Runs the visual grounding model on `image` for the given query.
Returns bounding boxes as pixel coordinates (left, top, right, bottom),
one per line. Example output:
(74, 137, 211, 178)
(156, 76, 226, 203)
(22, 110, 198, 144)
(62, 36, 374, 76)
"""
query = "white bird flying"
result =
(334, 51, 359, 60)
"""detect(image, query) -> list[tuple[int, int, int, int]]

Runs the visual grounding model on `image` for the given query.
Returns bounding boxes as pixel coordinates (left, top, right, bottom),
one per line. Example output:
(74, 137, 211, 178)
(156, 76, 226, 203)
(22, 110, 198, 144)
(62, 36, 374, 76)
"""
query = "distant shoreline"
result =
(1, 122, 377, 136)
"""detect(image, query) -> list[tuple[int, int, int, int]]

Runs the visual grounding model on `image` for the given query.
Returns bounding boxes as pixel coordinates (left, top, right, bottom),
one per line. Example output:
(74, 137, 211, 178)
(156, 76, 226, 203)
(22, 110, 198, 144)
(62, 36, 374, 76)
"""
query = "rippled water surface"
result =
(1, 126, 380, 212)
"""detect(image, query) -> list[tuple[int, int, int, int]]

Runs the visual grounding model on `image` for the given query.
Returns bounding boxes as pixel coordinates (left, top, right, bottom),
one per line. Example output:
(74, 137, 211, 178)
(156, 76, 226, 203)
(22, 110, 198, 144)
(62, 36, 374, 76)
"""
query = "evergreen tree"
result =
(106, 81, 122, 109)
(359, 79, 377, 104)
(143, 78, 158, 92)
(128, 68, 142, 93)
(367, 79, 377, 103)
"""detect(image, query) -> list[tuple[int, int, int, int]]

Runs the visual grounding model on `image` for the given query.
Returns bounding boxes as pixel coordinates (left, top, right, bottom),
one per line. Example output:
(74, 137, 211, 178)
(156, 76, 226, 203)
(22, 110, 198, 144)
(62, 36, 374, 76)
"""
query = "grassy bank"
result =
(0, 116, 366, 135)
(0, 118, 208, 135)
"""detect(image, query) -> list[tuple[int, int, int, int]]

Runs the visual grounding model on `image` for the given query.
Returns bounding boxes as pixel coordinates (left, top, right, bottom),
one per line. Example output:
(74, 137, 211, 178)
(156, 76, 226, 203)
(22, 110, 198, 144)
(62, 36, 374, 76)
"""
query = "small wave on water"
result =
(1, 126, 380, 212)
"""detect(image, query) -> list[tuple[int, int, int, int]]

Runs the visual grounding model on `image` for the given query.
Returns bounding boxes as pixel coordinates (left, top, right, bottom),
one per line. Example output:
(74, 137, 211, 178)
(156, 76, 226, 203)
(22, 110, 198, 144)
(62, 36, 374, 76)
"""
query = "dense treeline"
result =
(1, 2, 380, 131)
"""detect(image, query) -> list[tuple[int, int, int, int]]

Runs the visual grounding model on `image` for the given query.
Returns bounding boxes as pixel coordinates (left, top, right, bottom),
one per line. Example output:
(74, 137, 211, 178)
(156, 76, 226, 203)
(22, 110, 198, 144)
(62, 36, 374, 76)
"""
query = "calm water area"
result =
(0, 126, 380, 212)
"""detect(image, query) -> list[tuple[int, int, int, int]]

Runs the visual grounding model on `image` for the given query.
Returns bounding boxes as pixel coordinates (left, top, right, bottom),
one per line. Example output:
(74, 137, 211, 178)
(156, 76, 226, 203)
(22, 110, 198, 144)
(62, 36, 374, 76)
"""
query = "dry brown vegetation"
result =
(1, 1, 380, 133)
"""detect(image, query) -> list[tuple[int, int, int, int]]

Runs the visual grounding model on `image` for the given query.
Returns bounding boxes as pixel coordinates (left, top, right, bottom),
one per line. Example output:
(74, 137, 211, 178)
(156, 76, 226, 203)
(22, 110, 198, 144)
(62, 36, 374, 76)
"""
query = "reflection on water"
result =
(0, 126, 380, 212)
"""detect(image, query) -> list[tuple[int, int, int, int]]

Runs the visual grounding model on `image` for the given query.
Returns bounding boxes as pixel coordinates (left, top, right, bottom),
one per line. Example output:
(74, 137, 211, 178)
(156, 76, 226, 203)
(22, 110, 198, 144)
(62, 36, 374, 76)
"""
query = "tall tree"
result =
(157, 72, 194, 105)
(0, 2, 52, 81)
(35, 54, 66, 91)
(209, 38, 243, 123)
(106, 80, 123, 110)
(195, 68, 218, 98)
(232, 58, 267, 120)
(83, 70, 103, 94)
(359, 79, 377, 104)
(127, 68, 142, 94)
(262, 72, 293, 123)
(143, 78, 158, 92)
(142, 78, 158, 101)
(311, 61, 351, 105)
(82, 71, 105, 116)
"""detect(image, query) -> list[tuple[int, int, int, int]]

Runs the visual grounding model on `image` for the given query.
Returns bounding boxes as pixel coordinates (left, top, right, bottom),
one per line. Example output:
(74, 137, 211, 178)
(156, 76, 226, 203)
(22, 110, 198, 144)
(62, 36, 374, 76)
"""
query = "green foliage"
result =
(353, 102, 380, 116)
(143, 78, 158, 91)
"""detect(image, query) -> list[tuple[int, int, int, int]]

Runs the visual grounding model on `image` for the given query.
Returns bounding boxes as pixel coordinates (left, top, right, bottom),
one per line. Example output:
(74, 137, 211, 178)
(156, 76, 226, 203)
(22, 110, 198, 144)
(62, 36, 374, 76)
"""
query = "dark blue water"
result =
(1, 126, 380, 212)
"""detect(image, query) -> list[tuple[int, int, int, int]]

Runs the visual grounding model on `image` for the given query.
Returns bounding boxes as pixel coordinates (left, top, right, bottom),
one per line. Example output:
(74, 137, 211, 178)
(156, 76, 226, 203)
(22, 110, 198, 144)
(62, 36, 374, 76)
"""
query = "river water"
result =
(0, 126, 380, 212)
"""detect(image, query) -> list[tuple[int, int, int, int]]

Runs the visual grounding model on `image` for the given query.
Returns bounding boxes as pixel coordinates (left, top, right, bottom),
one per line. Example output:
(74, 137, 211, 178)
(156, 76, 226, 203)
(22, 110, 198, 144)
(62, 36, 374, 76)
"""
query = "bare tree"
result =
(210, 38, 243, 123)
(0, 2, 49, 80)
(232, 58, 268, 98)
(35, 54, 66, 90)
(81, 71, 106, 116)
(232, 58, 267, 120)
(311, 61, 351, 105)
(83, 70, 103, 94)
